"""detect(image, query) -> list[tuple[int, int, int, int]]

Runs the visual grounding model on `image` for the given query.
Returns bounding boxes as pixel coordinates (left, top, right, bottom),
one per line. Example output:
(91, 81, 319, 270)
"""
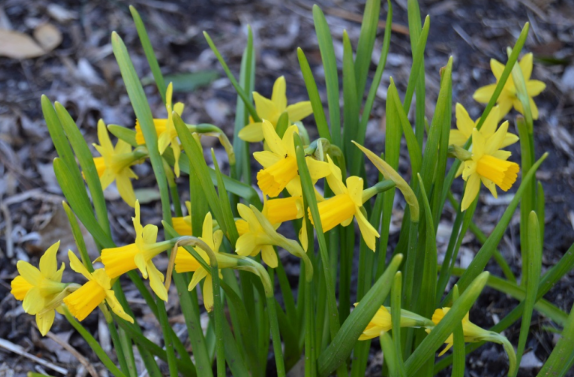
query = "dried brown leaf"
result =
(0, 29, 44, 59)
(33, 23, 62, 52)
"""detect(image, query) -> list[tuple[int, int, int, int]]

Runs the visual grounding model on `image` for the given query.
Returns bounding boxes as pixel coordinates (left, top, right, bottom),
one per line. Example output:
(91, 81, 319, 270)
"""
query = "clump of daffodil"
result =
(174, 212, 229, 312)
(64, 251, 133, 323)
(473, 53, 545, 120)
(11, 241, 69, 335)
(309, 155, 380, 251)
(235, 203, 282, 267)
(135, 83, 184, 176)
(172, 201, 192, 236)
(356, 304, 434, 340)
(100, 201, 172, 301)
(426, 307, 516, 374)
(92, 120, 144, 208)
(238, 76, 313, 142)
(449, 104, 518, 148)
(254, 121, 330, 198)
(460, 124, 520, 211)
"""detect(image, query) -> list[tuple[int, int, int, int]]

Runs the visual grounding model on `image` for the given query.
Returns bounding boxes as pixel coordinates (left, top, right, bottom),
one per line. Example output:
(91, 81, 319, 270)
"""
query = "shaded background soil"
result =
(1, 0, 573, 376)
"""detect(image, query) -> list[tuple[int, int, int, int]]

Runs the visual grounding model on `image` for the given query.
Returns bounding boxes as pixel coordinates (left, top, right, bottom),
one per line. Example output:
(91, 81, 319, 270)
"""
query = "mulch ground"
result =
(1, 0, 573, 376)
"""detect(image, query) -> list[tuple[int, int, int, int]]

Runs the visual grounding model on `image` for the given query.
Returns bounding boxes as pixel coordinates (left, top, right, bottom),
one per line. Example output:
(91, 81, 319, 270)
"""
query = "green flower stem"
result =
(64, 308, 126, 377)
(362, 179, 396, 203)
(100, 304, 134, 377)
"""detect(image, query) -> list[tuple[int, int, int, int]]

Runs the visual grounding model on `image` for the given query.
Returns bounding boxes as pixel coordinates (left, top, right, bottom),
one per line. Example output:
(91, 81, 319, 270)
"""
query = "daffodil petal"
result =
(203, 275, 214, 312)
(473, 84, 497, 104)
(490, 59, 505, 80)
(253, 92, 279, 122)
(286, 101, 313, 122)
(449, 130, 469, 147)
(67, 251, 92, 281)
(281, 125, 299, 157)
(480, 106, 500, 138)
(455, 103, 475, 137)
(23, 287, 43, 315)
(461, 173, 481, 211)
(147, 261, 167, 302)
(36, 309, 55, 336)
(306, 157, 331, 181)
(201, 213, 214, 251)
(519, 53, 533, 81)
(39, 241, 60, 280)
(261, 245, 278, 268)
(253, 151, 282, 168)
(238, 123, 264, 142)
(142, 224, 159, 244)
(346, 176, 364, 206)
(188, 268, 207, 292)
(134, 253, 148, 279)
(262, 119, 286, 156)
(106, 290, 134, 323)
(526, 80, 545, 97)
(236, 233, 256, 257)
(272, 76, 287, 111)
(355, 209, 379, 251)
(481, 176, 498, 198)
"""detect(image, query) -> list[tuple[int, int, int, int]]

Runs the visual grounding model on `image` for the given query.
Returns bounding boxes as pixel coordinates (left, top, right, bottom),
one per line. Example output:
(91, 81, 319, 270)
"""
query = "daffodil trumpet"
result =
(357, 304, 434, 340)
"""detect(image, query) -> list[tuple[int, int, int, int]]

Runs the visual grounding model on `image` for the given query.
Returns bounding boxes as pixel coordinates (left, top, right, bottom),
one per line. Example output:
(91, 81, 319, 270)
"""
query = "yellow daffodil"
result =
(172, 201, 192, 235)
(174, 212, 224, 312)
(101, 201, 172, 301)
(460, 124, 520, 211)
(93, 121, 142, 208)
(235, 203, 281, 268)
(310, 156, 380, 251)
(426, 307, 489, 356)
(473, 53, 546, 120)
(254, 121, 330, 197)
(357, 304, 433, 340)
(265, 196, 305, 224)
(64, 251, 133, 323)
(449, 104, 518, 148)
(10, 241, 66, 335)
(135, 83, 184, 176)
(238, 76, 313, 142)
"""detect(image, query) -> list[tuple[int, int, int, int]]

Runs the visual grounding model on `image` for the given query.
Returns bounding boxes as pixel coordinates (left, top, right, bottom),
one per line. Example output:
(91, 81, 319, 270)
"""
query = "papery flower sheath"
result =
(101, 200, 172, 301)
(11, 241, 66, 335)
(93, 120, 142, 207)
(473, 53, 545, 120)
(174, 212, 225, 312)
(449, 104, 518, 148)
(254, 121, 330, 197)
(135, 83, 185, 176)
(238, 76, 313, 142)
(460, 124, 520, 211)
(64, 251, 133, 323)
(310, 156, 380, 251)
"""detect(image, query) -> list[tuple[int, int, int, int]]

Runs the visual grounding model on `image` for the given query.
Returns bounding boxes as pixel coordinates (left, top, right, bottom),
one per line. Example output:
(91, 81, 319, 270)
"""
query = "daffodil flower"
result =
(172, 201, 192, 236)
(460, 125, 520, 211)
(101, 201, 172, 301)
(473, 53, 546, 120)
(93, 121, 143, 208)
(449, 104, 518, 148)
(174, 212, 225, 312)
(64, 251, 133, 323)
(265, 196, 305, 225)
(310, 156, 380, 251)
(238, 76, 313, 142)
(254, 121, 330, 198)
(235, 203, 281, 267)
(10, 241, 67, 335)
(135, 83, 185, 176)
(357, 304, 433, 340)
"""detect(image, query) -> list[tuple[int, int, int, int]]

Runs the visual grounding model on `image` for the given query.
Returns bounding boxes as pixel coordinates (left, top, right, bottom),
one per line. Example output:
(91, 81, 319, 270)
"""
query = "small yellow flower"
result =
(254, 121, 330, 198)
(265, 196, 304, 224)
(426, 307, 486, 356)
(473, 53, 546, 120)
(460, 125, 520, 211)
(93, 121, 142, 207)
(238, 76, 313, 142)
(135, 83, 185, 176)
(10, 241, 66, 335)
(449, 104, 518, 148)
(64, 251, 133, 323)
(310, 156, 380, 251)
(174, 212, 224, 312)
(357, 304, 432, 341)
(172, 201, 192, 236)
(101, 201, 172, 301)
(235, 203, 281, 268)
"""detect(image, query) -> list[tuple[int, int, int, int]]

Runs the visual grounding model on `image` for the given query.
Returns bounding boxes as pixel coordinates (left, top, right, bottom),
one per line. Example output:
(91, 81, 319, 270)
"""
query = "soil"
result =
(1, 0, 573, 376)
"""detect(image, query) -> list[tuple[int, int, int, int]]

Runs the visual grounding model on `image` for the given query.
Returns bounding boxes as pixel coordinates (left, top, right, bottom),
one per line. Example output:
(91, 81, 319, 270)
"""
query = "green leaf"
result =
(210, 149, 239, 242)
(62, 202, 94, 272)
(129, 6, 167, 104)
(536, 302, 574, 376)
(203, 31, 259, 122)
(108, 124, 138, 147)
(353, 0, 381, 100)
(403, 14, 430, 117)
(451, 286, 465, 377)
(297, 48, 331, 142)
(405, 272, 489, 376)
(313, 5, 341, 147)
(342, 30, 360, 171)
(391, 271, 406, 376)
(513, 212, 542, 376)
(317, 254, 403, 377)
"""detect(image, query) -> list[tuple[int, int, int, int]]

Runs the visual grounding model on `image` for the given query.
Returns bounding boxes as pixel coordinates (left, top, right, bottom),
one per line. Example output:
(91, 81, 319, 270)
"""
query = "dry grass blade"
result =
(0, 338, 68, 375)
